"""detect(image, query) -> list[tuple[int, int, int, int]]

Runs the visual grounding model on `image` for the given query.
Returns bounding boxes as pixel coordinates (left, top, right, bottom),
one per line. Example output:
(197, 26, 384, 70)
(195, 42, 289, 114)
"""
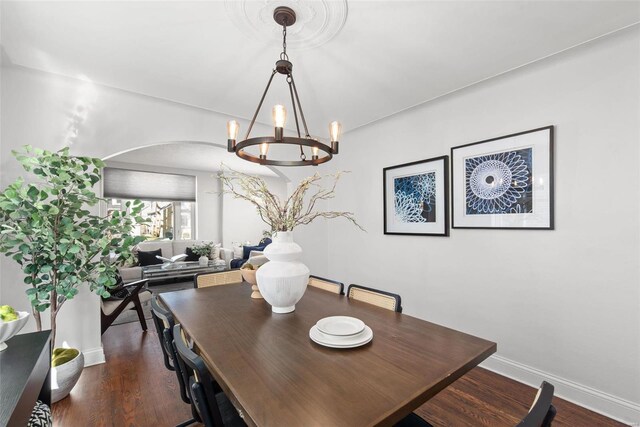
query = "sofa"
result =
(119, 239, 234, 283)
(229, 238, 272, 269)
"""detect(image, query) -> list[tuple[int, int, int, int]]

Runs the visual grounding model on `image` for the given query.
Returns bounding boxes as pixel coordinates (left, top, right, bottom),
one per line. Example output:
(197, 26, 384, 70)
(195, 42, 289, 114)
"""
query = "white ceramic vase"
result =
(51, 351, 84, 403)
(256, 231, 310, 313)
(199, 256, 209, 267)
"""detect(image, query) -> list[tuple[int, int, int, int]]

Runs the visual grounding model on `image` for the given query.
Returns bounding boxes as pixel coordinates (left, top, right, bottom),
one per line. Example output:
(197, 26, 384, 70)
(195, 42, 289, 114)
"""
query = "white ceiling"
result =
(2, 1, 639, 136)
(106, 142, 280, 177)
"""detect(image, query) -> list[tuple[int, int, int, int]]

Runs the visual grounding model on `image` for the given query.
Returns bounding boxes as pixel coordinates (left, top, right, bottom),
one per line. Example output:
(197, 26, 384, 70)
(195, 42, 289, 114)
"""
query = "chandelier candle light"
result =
(226, 6, 342, 167)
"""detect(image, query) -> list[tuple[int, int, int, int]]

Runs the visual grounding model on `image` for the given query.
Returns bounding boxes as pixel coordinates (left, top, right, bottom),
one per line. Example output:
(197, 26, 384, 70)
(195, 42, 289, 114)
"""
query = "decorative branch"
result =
(218, 165, 364, 233)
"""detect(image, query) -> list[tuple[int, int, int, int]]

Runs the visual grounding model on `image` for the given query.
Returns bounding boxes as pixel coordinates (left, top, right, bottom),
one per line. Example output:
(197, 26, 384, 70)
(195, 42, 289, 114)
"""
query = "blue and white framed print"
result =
(383, 155, 449, 236)
(451, 126, 554, 229)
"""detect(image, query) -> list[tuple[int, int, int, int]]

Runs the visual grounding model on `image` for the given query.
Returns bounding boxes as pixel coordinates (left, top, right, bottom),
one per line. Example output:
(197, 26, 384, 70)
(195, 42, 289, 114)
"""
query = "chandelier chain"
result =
(280, 23, 288, 60)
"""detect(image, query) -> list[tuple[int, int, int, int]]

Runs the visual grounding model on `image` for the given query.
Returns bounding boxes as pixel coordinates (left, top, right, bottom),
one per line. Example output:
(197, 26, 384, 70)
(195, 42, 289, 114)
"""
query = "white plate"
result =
(309, 325, 373, 349)
(316, 316, 365, 336)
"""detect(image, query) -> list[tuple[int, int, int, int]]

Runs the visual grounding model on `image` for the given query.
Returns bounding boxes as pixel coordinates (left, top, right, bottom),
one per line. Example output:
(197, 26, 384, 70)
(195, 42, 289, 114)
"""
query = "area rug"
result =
(111, 280, 193, 326)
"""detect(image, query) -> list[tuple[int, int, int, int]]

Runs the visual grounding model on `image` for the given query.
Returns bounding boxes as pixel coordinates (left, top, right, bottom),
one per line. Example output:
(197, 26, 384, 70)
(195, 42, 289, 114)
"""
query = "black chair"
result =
(347, 284, 403, 312)
(150, 296, 196, 427)
(173, 324, 246, 427)
(150, 295, 175, 371)
(396, 381, 557, 427)
(517, 381, 557, 427)
(308, 275, 345, 295)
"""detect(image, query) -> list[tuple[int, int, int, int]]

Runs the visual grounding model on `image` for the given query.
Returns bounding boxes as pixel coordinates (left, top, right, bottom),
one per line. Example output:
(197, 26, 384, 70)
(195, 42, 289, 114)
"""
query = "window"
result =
(103, 168, 197, 241)
(107, 199, 195, 241)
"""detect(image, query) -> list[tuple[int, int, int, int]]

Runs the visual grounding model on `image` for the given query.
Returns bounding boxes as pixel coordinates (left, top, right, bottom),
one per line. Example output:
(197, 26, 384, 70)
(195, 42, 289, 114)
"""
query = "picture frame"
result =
(383, 155, 449, 236)
(451, 126, 554, 229)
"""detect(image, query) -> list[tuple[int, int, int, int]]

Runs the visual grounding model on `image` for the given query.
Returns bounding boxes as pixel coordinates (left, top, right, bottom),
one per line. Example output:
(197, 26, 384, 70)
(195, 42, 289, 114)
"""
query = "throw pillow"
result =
(211, 243, 222, 260)
(259, 237, 272, 246)
(233, 244, 243, 259)
(28, 400, 52, 427)
(243, 244, 265, 260)
(138, 249, 163, 266)
(184, 247, 200, 262)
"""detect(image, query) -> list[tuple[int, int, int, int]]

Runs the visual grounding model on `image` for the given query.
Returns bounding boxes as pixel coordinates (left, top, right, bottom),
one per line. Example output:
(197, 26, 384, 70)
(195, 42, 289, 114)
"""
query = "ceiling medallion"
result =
(226, 6, 341, 167)
(224, 0, 347, 50)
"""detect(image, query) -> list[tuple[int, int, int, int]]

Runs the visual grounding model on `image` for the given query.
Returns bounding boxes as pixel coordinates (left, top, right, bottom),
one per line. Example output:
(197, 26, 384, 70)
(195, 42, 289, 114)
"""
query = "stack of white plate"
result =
(309, 316, 373, 348)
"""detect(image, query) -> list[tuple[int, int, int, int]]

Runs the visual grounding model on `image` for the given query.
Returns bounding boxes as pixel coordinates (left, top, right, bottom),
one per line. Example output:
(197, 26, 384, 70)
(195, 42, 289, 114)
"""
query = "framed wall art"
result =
(383, 155, 449, 236)
(451, 126, 554, 229)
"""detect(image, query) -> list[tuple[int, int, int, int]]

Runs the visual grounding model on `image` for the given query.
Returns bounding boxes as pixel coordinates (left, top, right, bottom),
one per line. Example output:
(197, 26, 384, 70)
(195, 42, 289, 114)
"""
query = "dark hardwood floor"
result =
(53, 322, 627, 427)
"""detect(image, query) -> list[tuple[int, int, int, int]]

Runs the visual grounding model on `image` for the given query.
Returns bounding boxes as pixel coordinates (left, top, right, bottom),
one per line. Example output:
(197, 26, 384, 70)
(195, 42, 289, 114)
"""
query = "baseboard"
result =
(82, 346, 106, 367)
(480, 355, 640, 426)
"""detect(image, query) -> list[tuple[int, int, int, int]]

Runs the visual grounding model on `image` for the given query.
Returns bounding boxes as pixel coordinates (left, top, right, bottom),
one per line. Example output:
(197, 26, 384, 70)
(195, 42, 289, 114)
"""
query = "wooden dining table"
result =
(160, 283, 496, 427)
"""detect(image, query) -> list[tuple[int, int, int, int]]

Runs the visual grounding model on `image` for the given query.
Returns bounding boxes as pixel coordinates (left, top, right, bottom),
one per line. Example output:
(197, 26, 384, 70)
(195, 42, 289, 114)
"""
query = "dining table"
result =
(160, 283, 497, 427)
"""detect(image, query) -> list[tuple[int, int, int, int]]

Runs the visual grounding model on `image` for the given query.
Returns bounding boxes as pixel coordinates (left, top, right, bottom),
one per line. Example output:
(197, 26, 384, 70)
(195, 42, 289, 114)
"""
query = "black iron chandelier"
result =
(226, 6, 341, 167)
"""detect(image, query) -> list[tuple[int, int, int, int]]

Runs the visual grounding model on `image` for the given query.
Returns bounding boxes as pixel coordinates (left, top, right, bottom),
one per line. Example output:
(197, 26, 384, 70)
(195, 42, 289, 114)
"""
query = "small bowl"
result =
(0, 311, 30, 351)
(240, 268, 258, 286)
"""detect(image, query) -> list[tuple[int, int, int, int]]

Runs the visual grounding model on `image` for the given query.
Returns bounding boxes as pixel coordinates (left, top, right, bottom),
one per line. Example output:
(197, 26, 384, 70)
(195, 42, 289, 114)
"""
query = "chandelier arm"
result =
(245, 69, 278, 140)
(287, 78, 306, 159)
(288, 73, 311, 138)
(287, 79, 301, 138)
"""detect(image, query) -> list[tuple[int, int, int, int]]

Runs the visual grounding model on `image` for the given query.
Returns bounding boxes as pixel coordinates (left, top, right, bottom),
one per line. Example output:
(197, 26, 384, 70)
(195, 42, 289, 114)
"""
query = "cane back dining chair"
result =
(173, 324, 246, 427)
(347, 284, 403, 313)
(394, 381, 557, 427)
(308, 275, 345, 295)
(194, 270, 243, 288)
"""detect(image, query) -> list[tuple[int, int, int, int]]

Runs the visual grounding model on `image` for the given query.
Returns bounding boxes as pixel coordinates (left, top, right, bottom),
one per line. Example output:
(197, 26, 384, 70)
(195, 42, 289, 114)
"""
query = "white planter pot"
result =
(256, 231, 310, 313)
(199, 256, 209, 267)
(51, 351, 84, 403)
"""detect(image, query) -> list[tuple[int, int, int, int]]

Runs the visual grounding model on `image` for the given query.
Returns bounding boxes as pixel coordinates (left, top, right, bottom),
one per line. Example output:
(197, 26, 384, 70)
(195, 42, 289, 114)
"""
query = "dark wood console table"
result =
(0, 331, 51, 427)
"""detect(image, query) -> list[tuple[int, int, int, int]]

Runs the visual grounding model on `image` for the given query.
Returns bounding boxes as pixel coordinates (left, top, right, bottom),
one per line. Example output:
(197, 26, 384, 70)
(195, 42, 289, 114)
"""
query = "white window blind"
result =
(103, 168, 196, 202)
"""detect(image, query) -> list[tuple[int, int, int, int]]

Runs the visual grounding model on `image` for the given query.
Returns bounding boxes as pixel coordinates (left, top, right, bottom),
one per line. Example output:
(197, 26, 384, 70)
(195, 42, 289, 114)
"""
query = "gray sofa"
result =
(118, 239, 234, 282)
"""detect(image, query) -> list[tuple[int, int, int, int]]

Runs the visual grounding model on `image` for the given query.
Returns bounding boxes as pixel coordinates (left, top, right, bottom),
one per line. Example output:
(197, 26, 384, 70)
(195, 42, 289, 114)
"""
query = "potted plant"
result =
(191, 243, 214, 267)
(0, 146, 146, 401)
(219, 166, 363, 313)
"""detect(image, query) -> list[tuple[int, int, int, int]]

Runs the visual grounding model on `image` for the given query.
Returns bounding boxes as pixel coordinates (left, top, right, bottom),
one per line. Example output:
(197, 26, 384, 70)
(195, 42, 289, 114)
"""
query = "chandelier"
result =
(226, 6, 342, 167)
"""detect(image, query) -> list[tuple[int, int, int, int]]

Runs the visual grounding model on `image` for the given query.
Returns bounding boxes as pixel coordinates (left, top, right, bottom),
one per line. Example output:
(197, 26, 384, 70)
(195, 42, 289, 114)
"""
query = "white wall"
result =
(0, 65, 289, 363)
(327, 27, 640, 422)
(105, 160, 223, 243)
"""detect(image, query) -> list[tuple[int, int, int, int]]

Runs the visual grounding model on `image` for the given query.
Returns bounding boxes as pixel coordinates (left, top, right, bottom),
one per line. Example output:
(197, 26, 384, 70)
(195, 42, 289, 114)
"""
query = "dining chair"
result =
(347, 284, 403, 312)
(150, 295, 175, 371)
(517, 381, 557, 427)
(308, 275, 345, 295)
(173, 324, 246, 427)
(194, 270, 243, 288)
(395, 381, 557, 427)
(150, 296, 196, 427)
(100, 278, 151, 335)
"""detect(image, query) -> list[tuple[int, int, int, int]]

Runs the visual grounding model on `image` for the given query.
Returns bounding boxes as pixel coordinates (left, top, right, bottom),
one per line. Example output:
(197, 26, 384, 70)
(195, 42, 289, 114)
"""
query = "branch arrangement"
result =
(218, 165, 364, 233)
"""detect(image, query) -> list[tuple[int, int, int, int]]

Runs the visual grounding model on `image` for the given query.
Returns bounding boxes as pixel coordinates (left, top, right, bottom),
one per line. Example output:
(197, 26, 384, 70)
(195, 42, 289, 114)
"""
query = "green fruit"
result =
(0, 312, 18, 322)
(0, 305, 15, 315)
(52, 348, 80, 367)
